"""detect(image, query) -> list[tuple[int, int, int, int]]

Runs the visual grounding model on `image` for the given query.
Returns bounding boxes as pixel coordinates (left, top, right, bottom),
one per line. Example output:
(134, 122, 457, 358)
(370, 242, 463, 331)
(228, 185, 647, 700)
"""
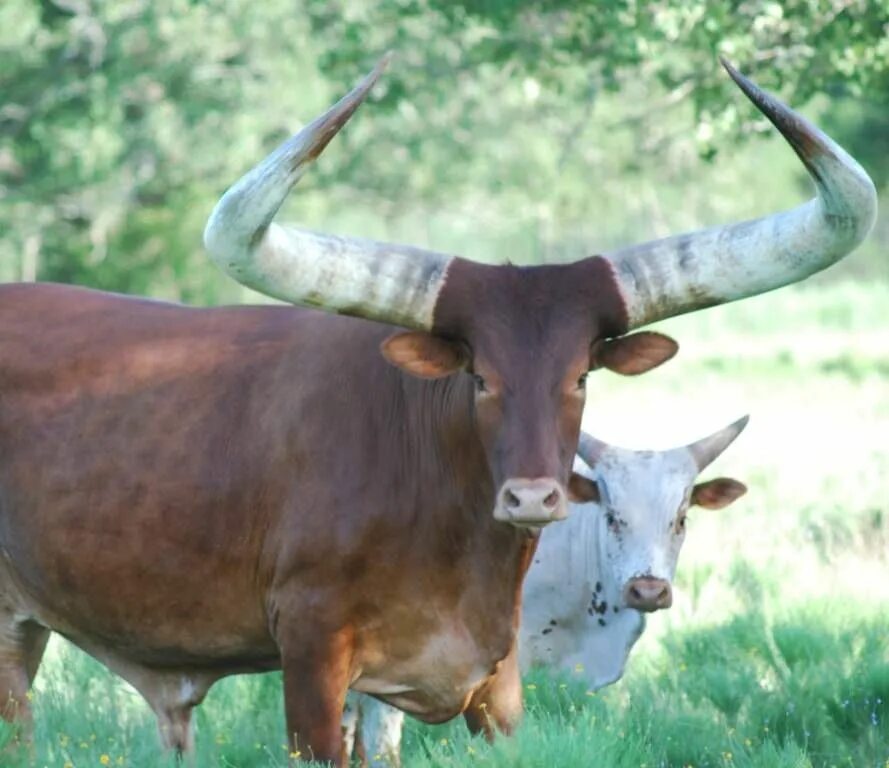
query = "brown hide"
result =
(430, 258, 626, 492)
(0, 272, 628, 760)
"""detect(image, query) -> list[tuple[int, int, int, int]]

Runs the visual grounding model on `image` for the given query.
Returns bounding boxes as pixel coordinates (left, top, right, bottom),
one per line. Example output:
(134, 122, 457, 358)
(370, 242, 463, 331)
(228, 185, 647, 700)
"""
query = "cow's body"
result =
(518, 465, 646, 689)
(346, 426, 748, 766)
(0, 55, 875, 764)
(0, 282, 532, 744)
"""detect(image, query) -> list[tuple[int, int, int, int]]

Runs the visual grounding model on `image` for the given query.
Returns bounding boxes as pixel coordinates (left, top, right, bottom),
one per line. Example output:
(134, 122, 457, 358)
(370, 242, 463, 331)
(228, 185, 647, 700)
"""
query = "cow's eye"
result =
(472, 374, 487, 393)
(577, 372, 588, 390)
(675, 514, 687, 533)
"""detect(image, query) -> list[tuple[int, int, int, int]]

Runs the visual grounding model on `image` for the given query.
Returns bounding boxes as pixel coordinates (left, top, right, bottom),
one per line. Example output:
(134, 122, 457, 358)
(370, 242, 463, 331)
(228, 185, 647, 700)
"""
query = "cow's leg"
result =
(21, 622, 49, 687)
(463, 643, 523, 741)
(359, 696, 404, 768)
(0, 616, 44, 761)
(341, 692, 359, 762)
(279, 627, 353, 765)
(0, 618, 39, 725)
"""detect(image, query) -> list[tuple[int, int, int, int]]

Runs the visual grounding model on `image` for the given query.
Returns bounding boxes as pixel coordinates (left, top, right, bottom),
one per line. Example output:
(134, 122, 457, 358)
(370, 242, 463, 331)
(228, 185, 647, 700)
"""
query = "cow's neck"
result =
(396, 370, 534, 609)
(394, 372, 499, 531)
(541, 500, 620, 616)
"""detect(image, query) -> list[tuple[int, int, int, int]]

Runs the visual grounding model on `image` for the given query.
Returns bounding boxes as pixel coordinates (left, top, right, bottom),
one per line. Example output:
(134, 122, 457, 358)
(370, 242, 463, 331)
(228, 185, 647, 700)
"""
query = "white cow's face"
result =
(591, 449, 695, 610)
(576, 417, 749, 613)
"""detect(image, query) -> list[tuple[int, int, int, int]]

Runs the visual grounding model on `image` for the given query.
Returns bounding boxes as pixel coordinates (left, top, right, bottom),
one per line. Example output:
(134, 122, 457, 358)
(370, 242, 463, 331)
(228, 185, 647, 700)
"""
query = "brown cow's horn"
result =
(602, 59, 877, 330)
(686, 415, 749, 471)
(204, 54, 454, 331)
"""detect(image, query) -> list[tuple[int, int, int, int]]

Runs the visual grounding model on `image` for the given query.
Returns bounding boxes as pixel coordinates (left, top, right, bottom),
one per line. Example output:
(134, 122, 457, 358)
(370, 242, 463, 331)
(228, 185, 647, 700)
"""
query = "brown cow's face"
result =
(381, 258, 677, 529)
(467, 327, 589, 527)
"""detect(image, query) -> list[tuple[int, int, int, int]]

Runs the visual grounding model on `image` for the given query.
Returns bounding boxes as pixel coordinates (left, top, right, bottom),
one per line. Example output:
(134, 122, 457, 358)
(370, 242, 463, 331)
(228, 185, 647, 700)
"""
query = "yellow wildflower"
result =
(100, 755, 111, 766)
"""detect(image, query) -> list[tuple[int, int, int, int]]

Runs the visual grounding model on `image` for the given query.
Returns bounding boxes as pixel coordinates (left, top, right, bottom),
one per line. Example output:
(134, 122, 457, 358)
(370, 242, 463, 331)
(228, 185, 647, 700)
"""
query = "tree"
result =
(2, 0, 886, 297)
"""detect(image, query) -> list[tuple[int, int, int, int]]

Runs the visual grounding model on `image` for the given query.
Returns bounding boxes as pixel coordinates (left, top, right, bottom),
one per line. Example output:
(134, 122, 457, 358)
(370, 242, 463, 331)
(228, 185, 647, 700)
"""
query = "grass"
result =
(2, 281, 887, 767)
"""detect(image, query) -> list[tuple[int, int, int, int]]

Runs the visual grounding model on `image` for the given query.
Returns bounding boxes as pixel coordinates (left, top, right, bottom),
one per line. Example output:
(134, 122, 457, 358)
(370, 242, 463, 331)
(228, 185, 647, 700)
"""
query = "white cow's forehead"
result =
(581, 446, 698, 523)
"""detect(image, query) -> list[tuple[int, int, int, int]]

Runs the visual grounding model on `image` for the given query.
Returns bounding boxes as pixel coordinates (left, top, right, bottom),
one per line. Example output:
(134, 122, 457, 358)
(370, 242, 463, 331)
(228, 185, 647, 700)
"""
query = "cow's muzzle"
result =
(493, 478, 568, 528)
(623, 576, 672, 612)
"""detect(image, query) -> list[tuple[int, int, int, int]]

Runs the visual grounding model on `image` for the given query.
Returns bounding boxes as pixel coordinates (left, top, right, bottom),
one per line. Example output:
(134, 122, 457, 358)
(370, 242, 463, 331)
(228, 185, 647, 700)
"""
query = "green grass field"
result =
(3, 282, 887, 768)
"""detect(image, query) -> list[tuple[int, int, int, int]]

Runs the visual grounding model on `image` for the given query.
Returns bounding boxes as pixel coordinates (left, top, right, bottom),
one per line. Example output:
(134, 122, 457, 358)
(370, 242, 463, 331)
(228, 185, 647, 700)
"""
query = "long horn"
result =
(576, 431, 609, 468)
(686, 415, 749, 471)
(602, 59, 877, 330)
(203, 55, 454, 331)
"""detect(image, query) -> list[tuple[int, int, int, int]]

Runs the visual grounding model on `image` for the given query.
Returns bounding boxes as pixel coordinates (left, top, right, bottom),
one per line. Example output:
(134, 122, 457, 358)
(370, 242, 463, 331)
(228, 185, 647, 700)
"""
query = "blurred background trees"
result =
(2, 0, 887, 302)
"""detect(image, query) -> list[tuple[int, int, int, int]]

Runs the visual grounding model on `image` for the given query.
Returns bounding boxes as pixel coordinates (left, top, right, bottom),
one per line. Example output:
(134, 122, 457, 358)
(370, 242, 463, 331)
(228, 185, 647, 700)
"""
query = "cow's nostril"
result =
(630, 586, 642, 601)
(542, 489, 560, 508)
(505, 490, 521, 508)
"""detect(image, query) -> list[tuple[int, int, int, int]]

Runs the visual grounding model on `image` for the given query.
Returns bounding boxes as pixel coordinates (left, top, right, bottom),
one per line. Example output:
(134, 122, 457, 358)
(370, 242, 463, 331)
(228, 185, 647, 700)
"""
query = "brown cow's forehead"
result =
(431, 256, 629, 352)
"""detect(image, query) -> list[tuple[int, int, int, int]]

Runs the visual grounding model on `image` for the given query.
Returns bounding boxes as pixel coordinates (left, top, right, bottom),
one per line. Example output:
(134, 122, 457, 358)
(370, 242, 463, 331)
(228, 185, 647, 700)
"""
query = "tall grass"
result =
(2, 282, 887, 767)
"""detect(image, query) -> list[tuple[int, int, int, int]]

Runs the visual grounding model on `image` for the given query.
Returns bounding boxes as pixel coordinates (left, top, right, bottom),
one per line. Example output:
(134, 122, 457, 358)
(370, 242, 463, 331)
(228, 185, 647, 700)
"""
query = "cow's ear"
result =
(590, 332, 678, 376)
(380, 331, 468, 379)
(691, 478, 747, 509)
(568, 472, 600, 503)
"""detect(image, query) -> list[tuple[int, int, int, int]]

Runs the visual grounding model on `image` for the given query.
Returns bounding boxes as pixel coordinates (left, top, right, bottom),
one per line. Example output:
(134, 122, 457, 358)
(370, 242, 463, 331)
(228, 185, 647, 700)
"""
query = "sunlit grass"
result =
(2, 282, 886, 767)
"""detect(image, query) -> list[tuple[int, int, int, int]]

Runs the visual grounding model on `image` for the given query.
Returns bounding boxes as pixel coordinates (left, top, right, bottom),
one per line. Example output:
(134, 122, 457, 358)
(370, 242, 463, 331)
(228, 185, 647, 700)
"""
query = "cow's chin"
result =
(494, 509, 563, 536)
(496, 517, 546, 535)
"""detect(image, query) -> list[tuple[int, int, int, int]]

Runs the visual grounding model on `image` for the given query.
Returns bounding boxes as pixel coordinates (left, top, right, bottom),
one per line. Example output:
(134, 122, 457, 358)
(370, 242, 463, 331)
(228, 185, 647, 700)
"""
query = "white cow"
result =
(344, 417, 749, 766)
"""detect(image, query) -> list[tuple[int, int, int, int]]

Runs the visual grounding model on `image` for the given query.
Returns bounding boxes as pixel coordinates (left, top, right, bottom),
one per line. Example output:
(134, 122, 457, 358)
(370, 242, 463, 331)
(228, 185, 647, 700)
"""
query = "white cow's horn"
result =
(576, 431, 609, 468)
(686, 415, 749, 471)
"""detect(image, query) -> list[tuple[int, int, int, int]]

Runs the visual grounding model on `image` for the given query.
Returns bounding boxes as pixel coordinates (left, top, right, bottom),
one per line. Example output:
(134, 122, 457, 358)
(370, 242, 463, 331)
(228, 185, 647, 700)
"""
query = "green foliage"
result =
(0, 0, 326, 300)
(309, 0, 889, 171)
(2, 1, 887, 301)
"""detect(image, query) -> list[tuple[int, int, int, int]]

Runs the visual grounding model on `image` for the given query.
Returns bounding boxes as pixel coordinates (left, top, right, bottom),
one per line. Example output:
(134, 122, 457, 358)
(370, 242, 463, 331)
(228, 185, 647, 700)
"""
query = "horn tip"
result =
(354, 52, 394, 98)
(718, 57, 749, 90)
(378, 50, 395, 70)
(718, 55, 736, 75)
(719, 57, 765, 106)
(369, 51, 394, 83)
(732, 414, 751, 432)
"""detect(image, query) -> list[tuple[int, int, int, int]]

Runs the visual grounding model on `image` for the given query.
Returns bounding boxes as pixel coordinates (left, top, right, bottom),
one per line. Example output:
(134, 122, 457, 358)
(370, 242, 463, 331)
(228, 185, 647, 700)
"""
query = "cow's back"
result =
(0, 283, 375, 663)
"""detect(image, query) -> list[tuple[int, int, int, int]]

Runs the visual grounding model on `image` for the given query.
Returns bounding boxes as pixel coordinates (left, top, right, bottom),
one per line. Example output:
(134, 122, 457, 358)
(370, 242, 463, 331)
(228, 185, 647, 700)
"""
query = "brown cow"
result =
(0, 58, 875, 765)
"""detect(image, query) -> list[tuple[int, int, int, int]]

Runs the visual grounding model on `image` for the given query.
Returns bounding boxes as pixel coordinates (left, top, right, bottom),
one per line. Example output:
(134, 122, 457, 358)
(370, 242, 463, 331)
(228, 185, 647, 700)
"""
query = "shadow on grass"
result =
(402, 601, 888, 768)
(0, 600, 885, 767)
